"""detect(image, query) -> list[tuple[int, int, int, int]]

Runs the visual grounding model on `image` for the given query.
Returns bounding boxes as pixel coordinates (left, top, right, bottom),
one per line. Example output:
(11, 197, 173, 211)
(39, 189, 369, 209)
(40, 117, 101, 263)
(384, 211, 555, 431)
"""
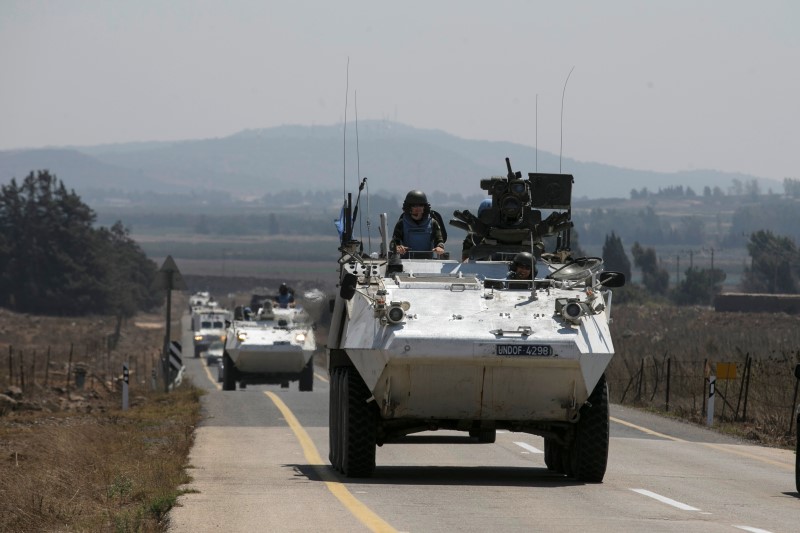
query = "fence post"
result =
(665, 357, 671, 412)
(18, 350, 25, 392)
(742, 356, 752, 422)
(7, 345, 13, 387)
(636, 358, 644, 403)
(735, 353, 748, 421)
(44, 346, 51, 388)
(702, 358, 708, 417)
(66, 343, 74, 395)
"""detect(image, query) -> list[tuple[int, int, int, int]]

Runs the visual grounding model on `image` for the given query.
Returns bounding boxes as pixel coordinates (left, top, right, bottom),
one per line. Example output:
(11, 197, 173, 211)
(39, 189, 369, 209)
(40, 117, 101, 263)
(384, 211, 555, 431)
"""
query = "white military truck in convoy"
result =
(192, 309, 229, 358)
(221, 301, 316, 391)
(327, 159, 625, 480)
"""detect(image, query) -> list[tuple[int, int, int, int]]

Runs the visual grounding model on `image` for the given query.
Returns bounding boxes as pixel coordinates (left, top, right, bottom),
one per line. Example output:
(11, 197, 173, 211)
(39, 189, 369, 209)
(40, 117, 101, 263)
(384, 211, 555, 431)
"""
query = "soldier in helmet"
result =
(461, 198, 492, 260)
(390, 190, 445, 257)
(274, 282, 296, 309)
(508, 251, 536, 280)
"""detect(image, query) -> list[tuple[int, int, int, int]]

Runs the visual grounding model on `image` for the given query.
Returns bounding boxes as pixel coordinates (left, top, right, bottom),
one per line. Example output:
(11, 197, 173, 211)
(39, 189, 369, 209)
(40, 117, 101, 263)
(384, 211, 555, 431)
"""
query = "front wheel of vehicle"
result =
(341, 366, 377, 477)
(299, 358, 314, 391)
(222, 353, 236, 391)
(571, 374, 609, 483)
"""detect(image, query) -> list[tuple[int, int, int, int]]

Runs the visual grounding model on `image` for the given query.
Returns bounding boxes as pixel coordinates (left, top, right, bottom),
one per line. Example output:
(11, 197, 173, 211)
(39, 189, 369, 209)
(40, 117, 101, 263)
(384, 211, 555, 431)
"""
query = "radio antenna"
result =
(559, 66, 574, 173)
(535, 93, 539, 172)
(342, 57, 350, 201)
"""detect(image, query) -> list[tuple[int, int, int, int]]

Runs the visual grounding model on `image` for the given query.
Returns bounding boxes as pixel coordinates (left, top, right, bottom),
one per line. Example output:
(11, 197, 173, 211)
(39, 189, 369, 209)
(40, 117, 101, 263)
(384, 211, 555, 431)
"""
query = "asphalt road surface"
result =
(169, 321, 798, 533)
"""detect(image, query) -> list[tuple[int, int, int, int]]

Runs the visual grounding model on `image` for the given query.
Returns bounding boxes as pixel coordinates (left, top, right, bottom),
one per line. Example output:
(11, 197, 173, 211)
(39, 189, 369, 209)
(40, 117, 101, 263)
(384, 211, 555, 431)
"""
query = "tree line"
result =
(601, 229, 800, 305)
(0, 171, 161, 316)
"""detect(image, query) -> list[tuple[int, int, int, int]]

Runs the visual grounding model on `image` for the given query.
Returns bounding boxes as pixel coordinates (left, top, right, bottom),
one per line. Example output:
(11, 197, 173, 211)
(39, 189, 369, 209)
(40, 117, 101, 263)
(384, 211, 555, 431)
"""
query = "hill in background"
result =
(0, 121, 779, 200)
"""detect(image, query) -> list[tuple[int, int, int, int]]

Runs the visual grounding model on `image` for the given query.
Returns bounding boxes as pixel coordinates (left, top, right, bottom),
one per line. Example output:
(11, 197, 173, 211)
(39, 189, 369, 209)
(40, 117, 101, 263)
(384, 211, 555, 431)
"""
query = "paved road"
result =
(169, 322, 798, 532)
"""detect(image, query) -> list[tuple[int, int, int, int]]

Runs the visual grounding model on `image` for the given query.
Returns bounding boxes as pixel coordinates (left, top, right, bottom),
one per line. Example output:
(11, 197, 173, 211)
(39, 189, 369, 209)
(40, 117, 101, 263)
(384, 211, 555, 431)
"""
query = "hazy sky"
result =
(1, 1, 798, 181)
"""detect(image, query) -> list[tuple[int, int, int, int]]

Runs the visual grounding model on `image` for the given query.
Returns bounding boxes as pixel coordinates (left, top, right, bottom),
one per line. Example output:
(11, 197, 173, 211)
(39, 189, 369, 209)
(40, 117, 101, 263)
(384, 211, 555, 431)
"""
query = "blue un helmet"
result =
(477, 198, 492, 218)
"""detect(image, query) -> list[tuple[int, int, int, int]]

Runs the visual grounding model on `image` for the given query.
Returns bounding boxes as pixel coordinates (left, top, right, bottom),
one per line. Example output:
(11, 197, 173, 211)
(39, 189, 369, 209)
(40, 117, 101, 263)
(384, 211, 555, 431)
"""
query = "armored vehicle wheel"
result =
(340, 366, 377, 477)
(469, 429, 496, 443)
(222, 353, 236, 391)
(795, 411, 799, 493)
(543, 438, 556, 470)
(328, 368, 341, 470)
(571, 374, 610, 482)
(299, 358, 314, 392)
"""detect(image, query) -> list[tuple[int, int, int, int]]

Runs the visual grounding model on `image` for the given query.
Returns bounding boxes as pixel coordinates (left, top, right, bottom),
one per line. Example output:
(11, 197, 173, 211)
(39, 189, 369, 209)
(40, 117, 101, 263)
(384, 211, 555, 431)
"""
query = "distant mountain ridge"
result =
(0, 121, 779, 199)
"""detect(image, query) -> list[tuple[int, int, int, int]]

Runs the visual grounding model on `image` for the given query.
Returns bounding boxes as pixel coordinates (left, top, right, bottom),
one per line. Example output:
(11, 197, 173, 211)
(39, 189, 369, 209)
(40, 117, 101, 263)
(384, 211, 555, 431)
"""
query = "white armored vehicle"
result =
(327, 159, 625, 480)
(192, 309, 229, 357)
(222, 301, 316, 391)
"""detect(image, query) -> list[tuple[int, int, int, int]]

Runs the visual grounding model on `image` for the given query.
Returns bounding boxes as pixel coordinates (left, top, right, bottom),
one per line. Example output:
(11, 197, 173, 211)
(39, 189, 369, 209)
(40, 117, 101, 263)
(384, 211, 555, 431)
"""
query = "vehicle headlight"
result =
(194, 335, 203, 342)
(295, 333, 306, 343)
(556, 298, 589, 325)
(236, 331, 247, 342)
(386, 305, 405, 324)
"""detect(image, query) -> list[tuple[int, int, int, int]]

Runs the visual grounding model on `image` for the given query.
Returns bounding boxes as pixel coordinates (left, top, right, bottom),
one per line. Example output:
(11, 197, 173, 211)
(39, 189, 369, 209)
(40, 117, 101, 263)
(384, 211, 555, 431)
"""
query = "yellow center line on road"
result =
(265, 391, 397, 533)
(201, 360, 222, 390)
(611, 416, 686, 442)
(611, 416, 794, 470)
(314, 371, 329, 383)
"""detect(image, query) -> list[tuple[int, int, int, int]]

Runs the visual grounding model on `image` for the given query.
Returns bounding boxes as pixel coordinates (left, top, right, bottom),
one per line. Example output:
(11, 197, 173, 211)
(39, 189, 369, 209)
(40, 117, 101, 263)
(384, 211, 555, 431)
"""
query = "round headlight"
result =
(295, 333, 306, 343)
(564, 302, 583, 319)
(236, 331, 247, 342)
(387, 305, 405, 324)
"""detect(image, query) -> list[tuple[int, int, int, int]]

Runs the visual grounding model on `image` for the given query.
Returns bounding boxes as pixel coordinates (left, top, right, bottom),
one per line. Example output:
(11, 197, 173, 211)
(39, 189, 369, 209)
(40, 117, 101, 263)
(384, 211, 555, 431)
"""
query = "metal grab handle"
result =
(489, 326, 532, 337)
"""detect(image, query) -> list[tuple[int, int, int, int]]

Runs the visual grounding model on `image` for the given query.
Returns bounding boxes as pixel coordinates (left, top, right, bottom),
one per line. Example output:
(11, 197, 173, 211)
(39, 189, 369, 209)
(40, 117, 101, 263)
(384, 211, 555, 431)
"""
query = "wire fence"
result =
(606, 350, 800, 441)
(3, 341, 163, 400)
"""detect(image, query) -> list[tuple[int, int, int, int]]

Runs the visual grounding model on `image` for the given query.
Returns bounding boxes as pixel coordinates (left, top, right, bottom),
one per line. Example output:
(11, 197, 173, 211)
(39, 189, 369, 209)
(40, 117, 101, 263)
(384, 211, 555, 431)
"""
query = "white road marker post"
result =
(707, 372, 716, 427)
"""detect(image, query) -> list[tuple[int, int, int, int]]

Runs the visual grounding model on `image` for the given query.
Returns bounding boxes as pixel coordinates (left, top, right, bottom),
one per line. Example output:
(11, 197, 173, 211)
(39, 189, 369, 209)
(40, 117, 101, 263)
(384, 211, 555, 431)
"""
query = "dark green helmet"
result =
(403, 190, 430, 213)
(512, 251, 534, 268)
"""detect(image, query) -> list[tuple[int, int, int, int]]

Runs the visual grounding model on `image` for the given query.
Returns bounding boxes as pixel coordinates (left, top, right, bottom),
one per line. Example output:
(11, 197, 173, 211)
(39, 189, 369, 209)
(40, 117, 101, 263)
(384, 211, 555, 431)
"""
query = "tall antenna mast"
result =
(559, 66, 574, 173)
(535, 93, 539, 172)
(342, 57, 350, 200)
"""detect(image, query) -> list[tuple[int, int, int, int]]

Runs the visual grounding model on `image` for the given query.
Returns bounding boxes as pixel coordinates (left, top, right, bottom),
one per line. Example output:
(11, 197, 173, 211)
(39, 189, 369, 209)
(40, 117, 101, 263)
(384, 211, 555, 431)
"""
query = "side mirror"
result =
(224, 320, 231, 328)
(794, 363, 800, 380)
(339, 273, 358, 300)
(598, 271, 626, 288)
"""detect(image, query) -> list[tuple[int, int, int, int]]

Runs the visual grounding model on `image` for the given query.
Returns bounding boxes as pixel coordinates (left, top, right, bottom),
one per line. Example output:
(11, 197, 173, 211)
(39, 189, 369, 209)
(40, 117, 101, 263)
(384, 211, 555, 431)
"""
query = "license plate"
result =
(496, 344, 554, 356)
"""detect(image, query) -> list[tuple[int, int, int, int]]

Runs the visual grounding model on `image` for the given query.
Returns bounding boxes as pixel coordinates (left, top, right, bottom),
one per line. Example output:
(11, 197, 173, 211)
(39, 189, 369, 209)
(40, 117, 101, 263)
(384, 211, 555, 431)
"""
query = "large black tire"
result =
(795, 412, 799, 493)
(222, 353, 236, 391)
(469, 429, 496, 443)
(571, 374, 610, 482)
(341, 367, 377, 477)
(544, 438, 556, 470)
(299, 358, 314, 392)
(328, 368, 341, 470)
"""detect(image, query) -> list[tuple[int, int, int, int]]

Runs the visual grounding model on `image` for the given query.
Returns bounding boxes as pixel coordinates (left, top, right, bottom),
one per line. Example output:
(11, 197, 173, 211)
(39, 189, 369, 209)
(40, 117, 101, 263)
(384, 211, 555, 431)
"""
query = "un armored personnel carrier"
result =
(222, 301, 316, 391)
(327, 159, 625, 481)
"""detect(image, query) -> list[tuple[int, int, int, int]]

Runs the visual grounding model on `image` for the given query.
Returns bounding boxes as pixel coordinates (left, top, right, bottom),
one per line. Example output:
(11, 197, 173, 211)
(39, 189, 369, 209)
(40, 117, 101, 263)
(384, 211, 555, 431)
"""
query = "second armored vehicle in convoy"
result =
(327, 158, 625, 481)
(222, 301, 316, 391)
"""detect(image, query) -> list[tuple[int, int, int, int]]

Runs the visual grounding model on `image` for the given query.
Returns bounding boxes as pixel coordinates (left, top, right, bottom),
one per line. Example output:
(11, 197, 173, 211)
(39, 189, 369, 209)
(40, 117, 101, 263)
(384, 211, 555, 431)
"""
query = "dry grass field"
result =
(608, 304, 800, 447)
(0, 295, 202, 532)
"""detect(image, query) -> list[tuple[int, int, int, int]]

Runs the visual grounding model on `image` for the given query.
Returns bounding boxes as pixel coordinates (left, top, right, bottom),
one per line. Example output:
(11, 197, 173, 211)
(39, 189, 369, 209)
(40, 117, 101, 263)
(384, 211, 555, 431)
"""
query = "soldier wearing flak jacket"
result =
(390, 190, 445, 257)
